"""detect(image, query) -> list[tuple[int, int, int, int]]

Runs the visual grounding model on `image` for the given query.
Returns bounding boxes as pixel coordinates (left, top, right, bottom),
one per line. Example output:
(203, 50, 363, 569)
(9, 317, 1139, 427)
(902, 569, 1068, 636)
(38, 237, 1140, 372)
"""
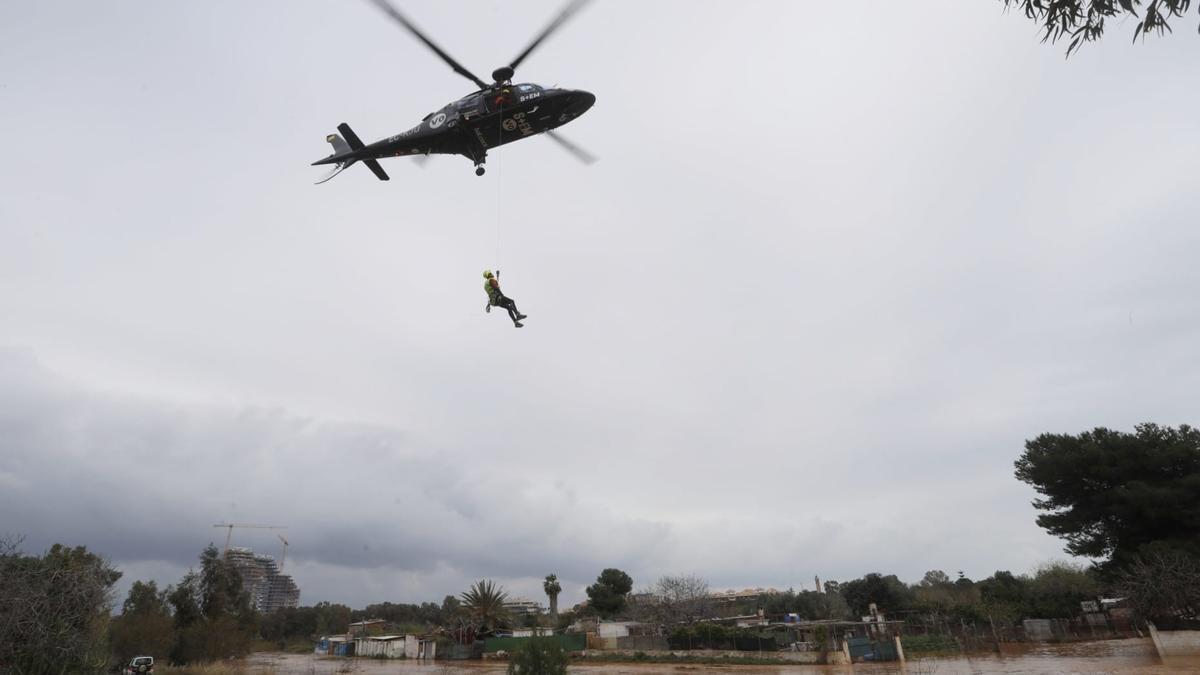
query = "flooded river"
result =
(248, 639, 1200, 675)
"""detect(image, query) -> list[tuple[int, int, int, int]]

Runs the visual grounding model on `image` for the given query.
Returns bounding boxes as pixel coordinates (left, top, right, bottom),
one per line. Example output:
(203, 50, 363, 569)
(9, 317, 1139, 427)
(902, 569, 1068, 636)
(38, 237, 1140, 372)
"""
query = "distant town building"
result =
(710, 587, 782, 602)
(626, 592, 659, 606)
(349, 619, 388, 636)
(504, 598, 543, 617)
(224, 546, 300, 612)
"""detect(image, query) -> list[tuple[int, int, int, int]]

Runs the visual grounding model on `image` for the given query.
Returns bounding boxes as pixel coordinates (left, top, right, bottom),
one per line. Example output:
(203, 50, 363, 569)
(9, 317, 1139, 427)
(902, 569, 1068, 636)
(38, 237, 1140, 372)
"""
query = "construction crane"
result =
(212, 523, 287, 556)
(277, 534, 289, 571)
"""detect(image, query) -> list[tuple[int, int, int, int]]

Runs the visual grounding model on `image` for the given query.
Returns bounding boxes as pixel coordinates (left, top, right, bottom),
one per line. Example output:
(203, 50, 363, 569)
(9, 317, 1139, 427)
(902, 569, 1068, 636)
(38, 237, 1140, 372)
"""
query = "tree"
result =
(260, 602, 352, 647)
(1001, 0, 1198, 56)
(168, 571, 201, 629)
(838, 573, 913, 617)
(977, 570, 1030, 623)
(352, 600, 447, 631)
(122, 580, 170, 616)
(919, 570, 952, 587)
(763, 588, 851, 621)
(0, 538, 122, 673)
(461, 579, 510, 632)
(198, 546, 251, 621)
(508, 635, 567, 675)
(543, 574, 562, 621)
(442, 594, 463, 618)
(1015, 423, 1200, 571)
(315, 602, 352, 636)
(813, 624, 832, 662)
(553, 608, 577, 632)
(1026, 561, 1099, 619)
(111, 581, 174, 663)
(911, 571, 982, 624)
(648, 574, 712, 624)
(801, 589, 851, 621)
(167, 545, 258, 663)
(585, 568, 633, 618)
(1117, 549, 1200, 624)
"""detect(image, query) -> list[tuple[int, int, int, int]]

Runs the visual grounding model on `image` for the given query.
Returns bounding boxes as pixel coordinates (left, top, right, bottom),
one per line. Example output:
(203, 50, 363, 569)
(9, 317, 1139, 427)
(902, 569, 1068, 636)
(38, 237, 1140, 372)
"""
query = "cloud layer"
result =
(2, 1, 1198, 608)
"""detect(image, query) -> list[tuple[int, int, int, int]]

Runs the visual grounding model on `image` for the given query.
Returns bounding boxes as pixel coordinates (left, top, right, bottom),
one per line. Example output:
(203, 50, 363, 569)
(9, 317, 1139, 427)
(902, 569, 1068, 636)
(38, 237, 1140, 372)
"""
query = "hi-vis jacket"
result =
(485, 277, 503, 305)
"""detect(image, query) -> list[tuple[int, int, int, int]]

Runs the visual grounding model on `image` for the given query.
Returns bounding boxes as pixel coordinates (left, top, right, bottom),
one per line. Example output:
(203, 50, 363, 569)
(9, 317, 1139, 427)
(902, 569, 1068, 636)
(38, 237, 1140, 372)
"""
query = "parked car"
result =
(123, 656, 153, 674)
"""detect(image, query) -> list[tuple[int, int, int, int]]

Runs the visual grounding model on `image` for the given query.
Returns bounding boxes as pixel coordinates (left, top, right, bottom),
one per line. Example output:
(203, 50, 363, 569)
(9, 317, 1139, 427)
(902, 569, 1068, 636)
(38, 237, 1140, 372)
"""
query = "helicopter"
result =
(312, 0, 597, 184)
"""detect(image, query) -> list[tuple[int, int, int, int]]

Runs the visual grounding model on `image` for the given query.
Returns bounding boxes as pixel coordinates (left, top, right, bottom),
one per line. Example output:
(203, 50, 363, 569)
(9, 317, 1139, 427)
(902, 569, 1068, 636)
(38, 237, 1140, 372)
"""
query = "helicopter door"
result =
(483, 88, 515, 114)
(457, 94, 485, 121)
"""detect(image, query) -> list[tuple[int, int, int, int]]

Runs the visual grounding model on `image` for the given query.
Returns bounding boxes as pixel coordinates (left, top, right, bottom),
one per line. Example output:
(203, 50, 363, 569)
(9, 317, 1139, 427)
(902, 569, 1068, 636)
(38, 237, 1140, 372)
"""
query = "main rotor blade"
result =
(365, 0, 489, 90)
(545, 130, 597, 165)
(508, 0, 594, 72)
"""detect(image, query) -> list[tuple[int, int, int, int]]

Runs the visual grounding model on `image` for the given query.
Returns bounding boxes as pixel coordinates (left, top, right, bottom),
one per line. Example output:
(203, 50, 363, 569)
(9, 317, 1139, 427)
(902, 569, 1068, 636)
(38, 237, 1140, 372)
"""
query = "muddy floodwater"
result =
(248, 639, 1200, 674)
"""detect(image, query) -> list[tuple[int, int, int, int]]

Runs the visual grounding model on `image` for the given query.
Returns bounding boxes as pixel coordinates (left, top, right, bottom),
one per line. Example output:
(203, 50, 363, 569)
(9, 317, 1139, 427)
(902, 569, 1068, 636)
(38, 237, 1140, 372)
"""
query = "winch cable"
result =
(494, 96, 504, 270)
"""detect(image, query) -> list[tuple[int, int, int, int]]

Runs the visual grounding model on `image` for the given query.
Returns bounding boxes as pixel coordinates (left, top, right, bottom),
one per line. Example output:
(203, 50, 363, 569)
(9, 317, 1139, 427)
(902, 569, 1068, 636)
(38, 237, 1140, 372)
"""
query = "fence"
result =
(847, 636, 898, 661)
(484, 633, 587, 653)
(437, 641, 484, 660)
(900, 612, 1141, 652)
(666, 632, 782, 652)
(615, 636, 669, 651)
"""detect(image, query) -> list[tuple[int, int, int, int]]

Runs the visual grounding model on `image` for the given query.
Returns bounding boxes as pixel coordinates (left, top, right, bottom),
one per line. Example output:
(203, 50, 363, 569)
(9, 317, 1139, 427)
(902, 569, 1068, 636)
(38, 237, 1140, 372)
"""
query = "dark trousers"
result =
(496, 296, 522, 323)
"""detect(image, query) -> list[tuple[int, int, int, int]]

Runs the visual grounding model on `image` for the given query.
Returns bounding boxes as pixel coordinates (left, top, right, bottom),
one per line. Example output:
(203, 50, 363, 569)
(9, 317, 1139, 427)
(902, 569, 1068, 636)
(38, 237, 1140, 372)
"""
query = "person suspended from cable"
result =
(483, 269, 527, 328)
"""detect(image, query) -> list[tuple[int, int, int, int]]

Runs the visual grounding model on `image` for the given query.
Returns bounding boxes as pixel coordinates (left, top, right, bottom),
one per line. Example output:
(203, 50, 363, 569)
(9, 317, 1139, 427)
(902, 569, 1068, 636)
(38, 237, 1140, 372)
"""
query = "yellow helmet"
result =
(483, 270, 494, 279)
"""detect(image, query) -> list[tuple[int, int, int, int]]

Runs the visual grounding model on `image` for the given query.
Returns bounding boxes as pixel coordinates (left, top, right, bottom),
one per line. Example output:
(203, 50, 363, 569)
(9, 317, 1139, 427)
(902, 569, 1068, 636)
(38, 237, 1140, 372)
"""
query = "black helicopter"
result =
(312, 0, 597, 184)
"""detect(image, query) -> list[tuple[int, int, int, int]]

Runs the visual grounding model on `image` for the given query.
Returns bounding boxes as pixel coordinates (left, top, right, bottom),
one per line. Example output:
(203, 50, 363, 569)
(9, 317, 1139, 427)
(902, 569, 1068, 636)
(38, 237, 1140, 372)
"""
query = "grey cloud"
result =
(2, 0, 1198, 609)
(0, 350, 676, 604)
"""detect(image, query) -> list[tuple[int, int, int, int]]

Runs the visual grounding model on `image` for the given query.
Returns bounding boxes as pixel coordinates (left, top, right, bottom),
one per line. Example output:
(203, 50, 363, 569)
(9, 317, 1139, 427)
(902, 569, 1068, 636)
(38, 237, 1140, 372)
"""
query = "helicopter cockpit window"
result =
(456, 95, 481, 111)
(456, 95, 483, 120)
(485, 88, 517, 113)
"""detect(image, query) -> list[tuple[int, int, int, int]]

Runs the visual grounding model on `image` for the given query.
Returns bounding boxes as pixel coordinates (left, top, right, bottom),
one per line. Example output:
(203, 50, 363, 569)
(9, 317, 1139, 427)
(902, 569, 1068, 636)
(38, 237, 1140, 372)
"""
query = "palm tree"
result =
(543, 574, 562, 621)
(461, 579, 510, 633)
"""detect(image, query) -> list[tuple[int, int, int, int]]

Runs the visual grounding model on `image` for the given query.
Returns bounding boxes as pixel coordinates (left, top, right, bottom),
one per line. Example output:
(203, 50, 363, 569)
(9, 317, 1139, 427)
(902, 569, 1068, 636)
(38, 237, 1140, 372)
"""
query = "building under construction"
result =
(224, 547, 300, 612)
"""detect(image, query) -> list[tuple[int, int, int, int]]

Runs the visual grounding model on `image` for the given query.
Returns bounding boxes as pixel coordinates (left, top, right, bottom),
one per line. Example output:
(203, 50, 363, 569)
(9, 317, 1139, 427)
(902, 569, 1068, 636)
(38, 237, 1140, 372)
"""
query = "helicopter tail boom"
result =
(336, 123, 389, 181)
(312, 123, 390, 183)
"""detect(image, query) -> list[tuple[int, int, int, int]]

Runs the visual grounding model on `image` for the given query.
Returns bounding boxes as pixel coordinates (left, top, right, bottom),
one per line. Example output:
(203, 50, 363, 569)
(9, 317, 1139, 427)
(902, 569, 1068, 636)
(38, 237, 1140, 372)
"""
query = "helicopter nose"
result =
(565, 89, 595, 117)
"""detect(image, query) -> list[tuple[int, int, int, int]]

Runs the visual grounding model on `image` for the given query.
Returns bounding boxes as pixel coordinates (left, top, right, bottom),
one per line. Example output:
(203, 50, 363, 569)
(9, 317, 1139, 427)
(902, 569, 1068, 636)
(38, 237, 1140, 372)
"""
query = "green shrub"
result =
(668, 622, 731, 649)
(813, 624, 830, 652)
(508, 636, 567, 675)
(901, 634, 960, 653)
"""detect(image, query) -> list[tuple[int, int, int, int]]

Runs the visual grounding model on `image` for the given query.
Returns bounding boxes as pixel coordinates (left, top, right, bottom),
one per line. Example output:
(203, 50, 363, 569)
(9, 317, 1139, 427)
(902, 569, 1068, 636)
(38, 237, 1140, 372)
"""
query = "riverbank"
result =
(241, 638, 1200, 674)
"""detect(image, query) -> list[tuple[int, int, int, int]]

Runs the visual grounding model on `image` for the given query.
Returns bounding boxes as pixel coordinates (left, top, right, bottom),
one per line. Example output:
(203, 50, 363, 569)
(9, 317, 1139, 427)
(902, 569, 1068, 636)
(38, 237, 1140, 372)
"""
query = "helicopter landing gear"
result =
(465, 146, 487, 176)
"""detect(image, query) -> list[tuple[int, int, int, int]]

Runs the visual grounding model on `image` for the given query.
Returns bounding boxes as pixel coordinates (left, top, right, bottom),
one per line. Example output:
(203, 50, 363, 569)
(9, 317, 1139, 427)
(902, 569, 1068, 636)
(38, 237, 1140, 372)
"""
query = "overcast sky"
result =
(2, 0, 1198, 610)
